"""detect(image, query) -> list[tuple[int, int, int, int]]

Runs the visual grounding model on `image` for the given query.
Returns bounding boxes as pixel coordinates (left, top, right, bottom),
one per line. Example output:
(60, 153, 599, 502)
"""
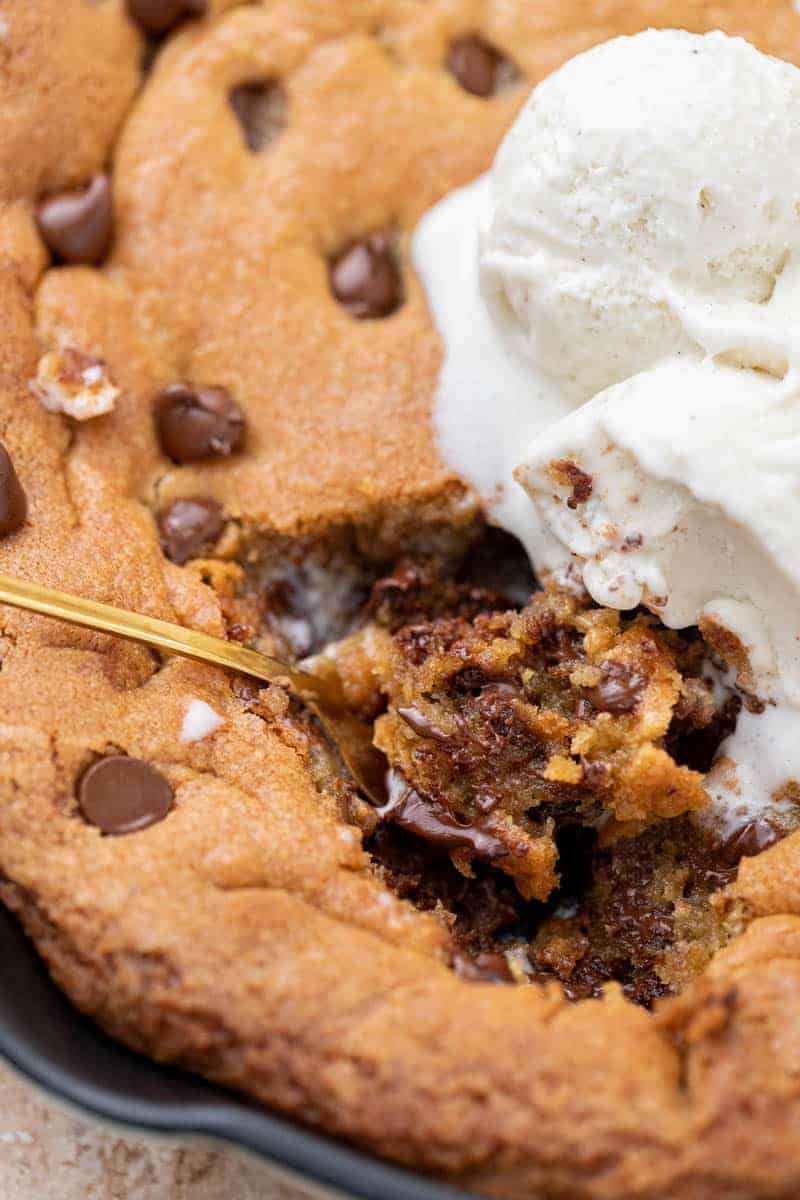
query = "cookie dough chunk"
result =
(369, 585, 712, 901)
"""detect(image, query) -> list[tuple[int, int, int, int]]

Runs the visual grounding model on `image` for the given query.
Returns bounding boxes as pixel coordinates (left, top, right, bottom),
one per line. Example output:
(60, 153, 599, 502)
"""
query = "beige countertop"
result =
(0, 1063, 319, 1200)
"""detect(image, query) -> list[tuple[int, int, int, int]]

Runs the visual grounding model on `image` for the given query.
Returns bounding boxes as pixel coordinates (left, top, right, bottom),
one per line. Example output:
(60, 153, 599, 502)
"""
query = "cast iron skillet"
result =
(0, 904, 477, 1200)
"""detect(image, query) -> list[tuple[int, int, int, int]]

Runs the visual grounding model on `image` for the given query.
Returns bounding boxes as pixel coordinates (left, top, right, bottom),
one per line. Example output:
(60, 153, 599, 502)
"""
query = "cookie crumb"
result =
(549, 459, 594, 509)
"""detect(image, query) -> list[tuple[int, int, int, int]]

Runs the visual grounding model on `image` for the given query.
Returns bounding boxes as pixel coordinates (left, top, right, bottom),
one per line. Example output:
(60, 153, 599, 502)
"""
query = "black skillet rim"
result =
(0, 904, 479, 1200)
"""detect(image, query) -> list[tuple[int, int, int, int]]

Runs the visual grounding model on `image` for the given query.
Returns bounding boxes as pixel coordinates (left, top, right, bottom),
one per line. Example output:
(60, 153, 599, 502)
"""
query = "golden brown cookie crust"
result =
(0, 1, 141, 205)
(3, 4, 800, 1198)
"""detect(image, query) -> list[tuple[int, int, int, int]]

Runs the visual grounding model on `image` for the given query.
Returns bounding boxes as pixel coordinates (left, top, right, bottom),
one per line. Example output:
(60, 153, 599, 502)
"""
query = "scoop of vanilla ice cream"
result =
(515, 358, 800, 702)
(415, 27, 800, 828)
(482, 30, 800, 400)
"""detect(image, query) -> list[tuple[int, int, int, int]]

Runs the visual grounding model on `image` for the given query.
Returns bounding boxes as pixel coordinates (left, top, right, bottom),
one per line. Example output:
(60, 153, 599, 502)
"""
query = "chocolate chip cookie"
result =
(4, 3, 800, 1199)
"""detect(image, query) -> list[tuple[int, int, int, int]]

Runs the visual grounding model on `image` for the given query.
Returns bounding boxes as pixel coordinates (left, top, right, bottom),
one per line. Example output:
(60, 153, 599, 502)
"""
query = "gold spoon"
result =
(0, 572, 388, 806)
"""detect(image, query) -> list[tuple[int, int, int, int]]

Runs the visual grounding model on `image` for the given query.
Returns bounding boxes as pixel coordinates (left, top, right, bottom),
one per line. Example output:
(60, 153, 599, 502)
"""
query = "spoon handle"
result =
(0, 571, 299, 688)
(0, 572, 389, 806)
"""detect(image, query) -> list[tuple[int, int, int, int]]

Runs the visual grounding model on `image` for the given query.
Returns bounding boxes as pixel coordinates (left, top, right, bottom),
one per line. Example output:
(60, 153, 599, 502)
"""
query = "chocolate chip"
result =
(158, 496, 224, 564)
(719, 818, 782, 867)
(229, 81, 287, 152)
(126, 0, 206, 35)
(155, 384, 244, 462)
(78, 756, 173, 835)
(330, 235, 403, 319)
(35, 175, 113, 265)
(446, 35, 502, 97)
(453, 951, 514, 984)
(0, 445, 27, 537)
(587, 661, 646, 714)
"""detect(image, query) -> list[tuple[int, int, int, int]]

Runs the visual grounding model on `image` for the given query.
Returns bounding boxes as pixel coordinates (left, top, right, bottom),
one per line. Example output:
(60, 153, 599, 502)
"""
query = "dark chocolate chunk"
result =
(367, 822, 522, 952)
(0, 445, 27, 537)
(155, 384, 244, 462)
(158, 496, 224, 564)
(330, 235, 403, 319)
(35, 175, 113, 265)
(229, 81, 287, 152)
(78, 756, 173, 836)
(446, 35, 501, 97)
(126, 0, 206, 35)
(453, 951, 514, 984)
(667, 692, 741, 775)
(379, 770, 508, 861)
(587, 661, 646, 714)
(718, 818, 782, 867)
(451, 667, 503, 695)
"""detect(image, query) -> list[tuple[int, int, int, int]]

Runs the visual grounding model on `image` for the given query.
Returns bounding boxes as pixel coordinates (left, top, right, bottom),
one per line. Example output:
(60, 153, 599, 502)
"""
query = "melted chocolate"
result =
(397, 706, 450, 742)
(587, 661, 646, 714)
(379, 771, 508, 861)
